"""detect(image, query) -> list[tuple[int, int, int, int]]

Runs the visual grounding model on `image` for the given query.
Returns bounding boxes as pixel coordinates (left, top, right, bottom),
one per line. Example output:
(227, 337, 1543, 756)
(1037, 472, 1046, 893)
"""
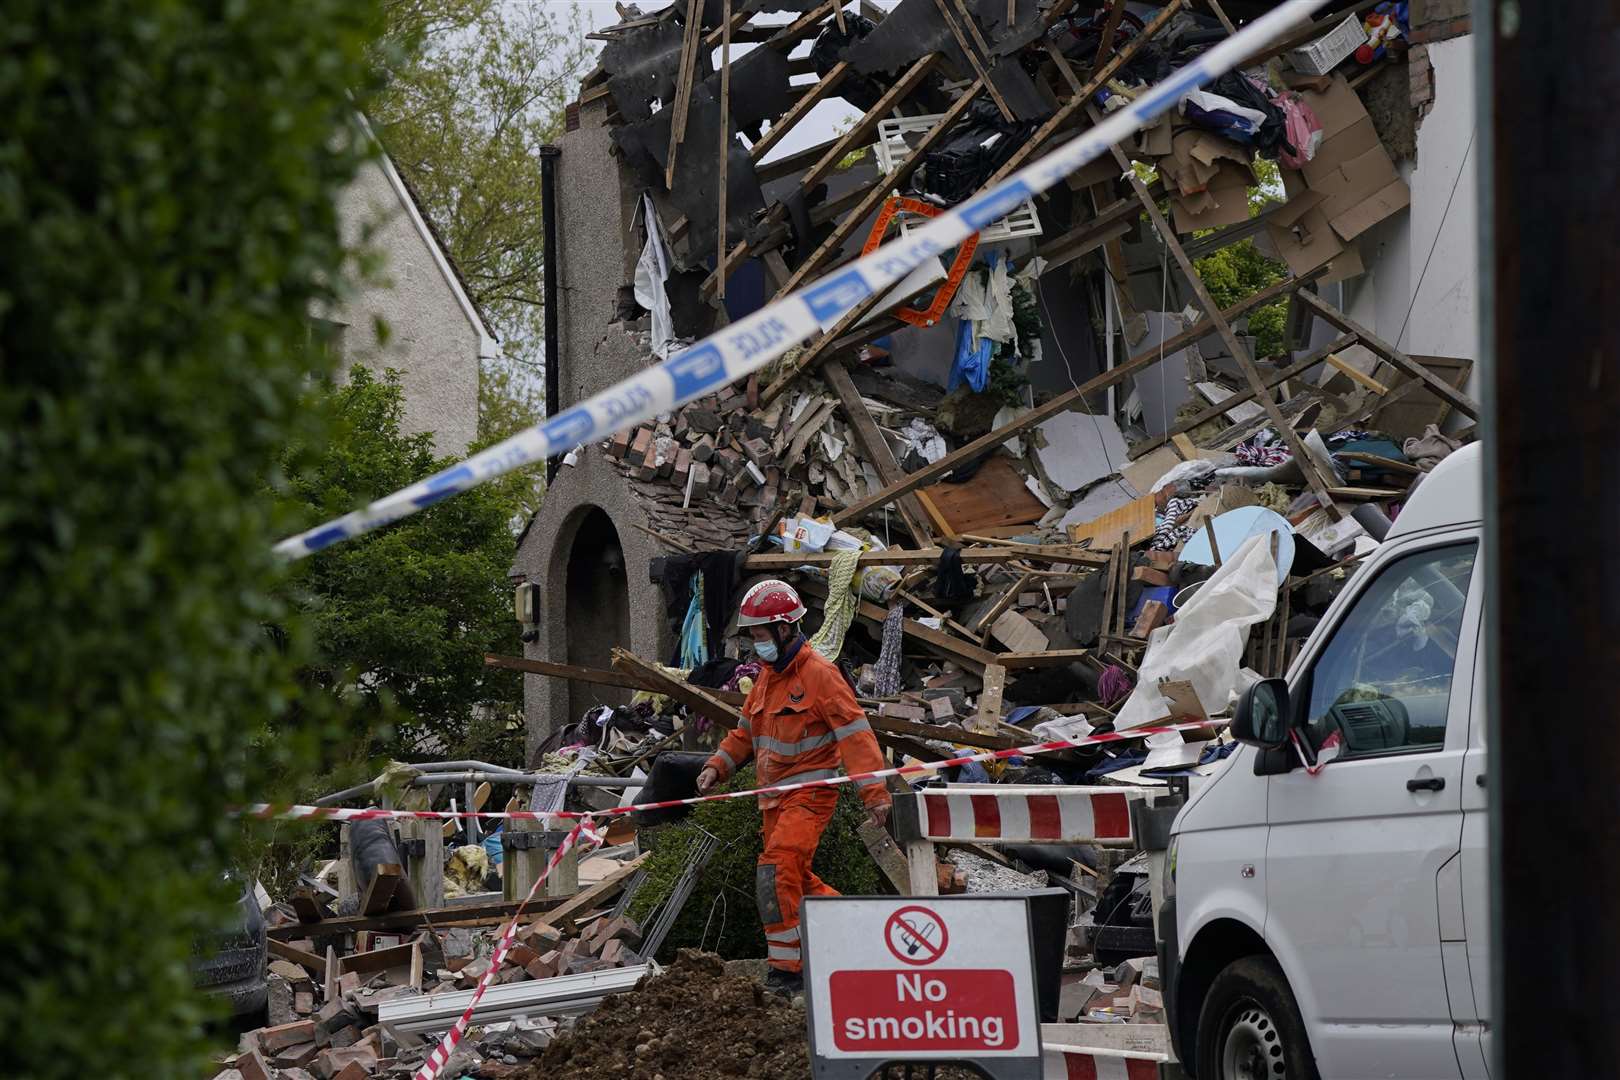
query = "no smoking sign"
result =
(802, 896, 1042, 1080)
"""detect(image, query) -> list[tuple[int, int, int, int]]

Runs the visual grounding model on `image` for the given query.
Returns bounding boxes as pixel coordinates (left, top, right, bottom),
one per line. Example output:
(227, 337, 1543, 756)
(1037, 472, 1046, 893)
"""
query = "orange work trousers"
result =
(756, 787, 840, 972)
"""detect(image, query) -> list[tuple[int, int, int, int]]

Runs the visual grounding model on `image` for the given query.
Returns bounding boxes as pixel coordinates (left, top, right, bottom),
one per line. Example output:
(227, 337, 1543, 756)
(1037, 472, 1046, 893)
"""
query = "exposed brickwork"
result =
(1408, 16, 1472, 44)
(1409, 43, 1436, 127)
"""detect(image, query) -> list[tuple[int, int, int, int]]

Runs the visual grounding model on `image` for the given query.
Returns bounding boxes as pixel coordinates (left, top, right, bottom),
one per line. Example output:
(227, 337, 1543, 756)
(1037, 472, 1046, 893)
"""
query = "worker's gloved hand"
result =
(696, 766, 720, 794)
(868, 803, 890, 829)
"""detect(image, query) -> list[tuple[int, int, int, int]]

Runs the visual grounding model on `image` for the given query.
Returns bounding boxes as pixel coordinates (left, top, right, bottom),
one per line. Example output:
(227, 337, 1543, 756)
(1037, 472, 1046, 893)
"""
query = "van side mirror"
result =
(1232, 678, 1291, 750)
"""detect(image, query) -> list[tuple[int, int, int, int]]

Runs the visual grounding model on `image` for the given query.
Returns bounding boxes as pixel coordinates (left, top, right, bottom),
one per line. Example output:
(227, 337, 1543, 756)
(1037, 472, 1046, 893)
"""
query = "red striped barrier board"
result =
(1041, 1048, 1165, 1079)
(916, 786, 1151, 846)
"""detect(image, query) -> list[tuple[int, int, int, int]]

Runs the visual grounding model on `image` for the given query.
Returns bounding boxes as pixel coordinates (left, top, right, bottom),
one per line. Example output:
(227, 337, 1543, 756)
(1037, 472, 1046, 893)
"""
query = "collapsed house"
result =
(511, 0, 1478, 755)
(214, 4, 1486, 1078)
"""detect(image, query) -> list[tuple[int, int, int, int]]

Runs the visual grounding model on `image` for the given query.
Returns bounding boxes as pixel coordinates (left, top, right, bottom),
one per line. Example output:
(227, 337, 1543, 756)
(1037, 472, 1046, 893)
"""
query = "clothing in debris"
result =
(808, 549, 861, 661)
(933, 545, 976, 605)
(657, 550, 745, 664)
(871, 604, 905, 698)
(1150, 496, 1201, 551)
(687, 657, 744, 690)
(679, 580, 707, 668)
(705, 641, 891, 974)
(1098, 665, 1134, 706)
(1404, 424, 1462, 471)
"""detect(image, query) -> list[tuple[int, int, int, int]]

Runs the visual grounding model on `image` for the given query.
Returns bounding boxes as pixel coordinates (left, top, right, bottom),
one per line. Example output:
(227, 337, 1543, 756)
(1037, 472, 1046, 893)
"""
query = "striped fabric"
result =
(917, 785, 1145, 844)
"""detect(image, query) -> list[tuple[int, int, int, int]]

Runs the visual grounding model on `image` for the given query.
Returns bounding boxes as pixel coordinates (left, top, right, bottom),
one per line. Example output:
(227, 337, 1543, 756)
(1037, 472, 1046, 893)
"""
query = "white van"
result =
(1160, 442, 1490, 1080)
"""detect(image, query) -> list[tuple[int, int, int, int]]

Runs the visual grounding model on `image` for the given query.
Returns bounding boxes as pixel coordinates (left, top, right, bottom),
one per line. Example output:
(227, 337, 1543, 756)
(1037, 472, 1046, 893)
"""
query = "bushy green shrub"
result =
(628, 767, 886, 961)
(0, 1, 381, 1074)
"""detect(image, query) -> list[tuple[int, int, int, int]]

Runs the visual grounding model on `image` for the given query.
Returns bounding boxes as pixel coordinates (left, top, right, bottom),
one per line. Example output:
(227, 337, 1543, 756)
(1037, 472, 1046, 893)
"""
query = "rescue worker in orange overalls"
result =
(696, 579, 892, 994)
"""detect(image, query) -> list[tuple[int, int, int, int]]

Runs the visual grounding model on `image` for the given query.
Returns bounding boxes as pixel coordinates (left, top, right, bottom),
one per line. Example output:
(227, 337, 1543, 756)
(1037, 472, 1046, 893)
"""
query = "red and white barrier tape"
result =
(411, 816, 604, 1080)
(238, 719, 1219, 823)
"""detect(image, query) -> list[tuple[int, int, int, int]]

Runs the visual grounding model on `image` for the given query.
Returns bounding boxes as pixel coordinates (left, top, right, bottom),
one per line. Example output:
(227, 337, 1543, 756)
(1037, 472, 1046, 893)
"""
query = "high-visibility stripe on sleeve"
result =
(715, 749, 739, 772)
(831, 717, 872, 741)
(740, 716, 751, 733)
(765, 927, 801, 944)
(755, 731, 837, 756)
(854, 774, 884, 787)
(768, 944, 801, 962)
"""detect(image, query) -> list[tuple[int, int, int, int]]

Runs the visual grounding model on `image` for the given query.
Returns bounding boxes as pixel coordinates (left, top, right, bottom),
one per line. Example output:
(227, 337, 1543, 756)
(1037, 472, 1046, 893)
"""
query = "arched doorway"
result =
(564, 507, 632, 726)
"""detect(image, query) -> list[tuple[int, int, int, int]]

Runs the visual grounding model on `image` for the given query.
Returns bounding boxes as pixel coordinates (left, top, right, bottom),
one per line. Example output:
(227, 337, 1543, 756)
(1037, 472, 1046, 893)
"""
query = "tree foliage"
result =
(0, 1, 381, 1073)
(371, 0, 596, 379)
(281, 368, 525, 758)
(1194, 156, 1290, 360)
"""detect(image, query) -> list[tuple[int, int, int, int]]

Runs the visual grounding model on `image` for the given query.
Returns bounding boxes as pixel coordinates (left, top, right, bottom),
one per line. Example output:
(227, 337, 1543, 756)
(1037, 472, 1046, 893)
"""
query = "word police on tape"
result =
(802, 896, 1043, 1080)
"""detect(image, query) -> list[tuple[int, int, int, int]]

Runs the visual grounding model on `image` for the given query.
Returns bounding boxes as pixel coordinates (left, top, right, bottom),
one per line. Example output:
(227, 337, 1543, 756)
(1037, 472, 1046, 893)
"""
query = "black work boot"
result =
(763, 968, 804, 996)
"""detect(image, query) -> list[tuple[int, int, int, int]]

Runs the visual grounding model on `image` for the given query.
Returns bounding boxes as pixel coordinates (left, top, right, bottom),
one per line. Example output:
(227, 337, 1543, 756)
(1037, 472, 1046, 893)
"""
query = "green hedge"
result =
(0, 2, 381, 1075)
(628, 767, 886, 961)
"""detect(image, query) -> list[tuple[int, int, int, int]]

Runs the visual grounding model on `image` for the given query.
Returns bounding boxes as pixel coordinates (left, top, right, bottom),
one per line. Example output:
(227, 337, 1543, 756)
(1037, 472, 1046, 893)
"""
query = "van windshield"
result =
(1302, 542, 1477, 756)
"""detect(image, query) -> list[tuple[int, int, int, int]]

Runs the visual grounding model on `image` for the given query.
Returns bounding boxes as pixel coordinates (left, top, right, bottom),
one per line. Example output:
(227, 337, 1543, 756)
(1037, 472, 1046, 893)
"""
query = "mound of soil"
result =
(524, 950, 812, 1080)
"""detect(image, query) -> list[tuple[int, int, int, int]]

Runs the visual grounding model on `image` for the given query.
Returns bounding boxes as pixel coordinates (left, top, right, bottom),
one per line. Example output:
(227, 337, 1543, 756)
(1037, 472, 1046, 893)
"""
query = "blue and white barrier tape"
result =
(274, 0, 1328, 560)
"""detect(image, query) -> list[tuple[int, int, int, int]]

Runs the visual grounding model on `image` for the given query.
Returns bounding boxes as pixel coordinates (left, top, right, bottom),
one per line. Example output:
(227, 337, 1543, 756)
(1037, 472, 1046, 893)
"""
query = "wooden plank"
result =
(745, 545, 1109, 570)
(1294, 290, 1480, 419)
(823, 359, 935, 543)
(919, 456, 1047, 535)
(906, 838, 941, 896)
(1326, 350, 1389, 394)
(935, 0, 1014, 122)
(972, 571, 1036, 636)
(268, 937, 326, 976)
(831, 270, 1321, 526)
(268, 896, 566, 940)
(802, 54, 941, 198)
(664, 0, 705, 189)
(996, 649, 1091, 669)
(1066, 495, 1155, 549)
(869, 713, 1022, 750)
(797, 577, 998, 671)
(1093, 0, 1130, 67)
(775, 70, 980, 300)
(338, 940, 417, 977)
(752, 63, 850, 162)
(361, 864, 404, 916)
(971, 663, 1007, 734)
(528, 853, 650, 934)
(1128, 333, 1358, 459)
(486, 651, 746, 707)
(858, 820, 914, 895)
(716, 0, 732, 301)
(1094, 124, 1343, 520)
(612, 648, 742, 726)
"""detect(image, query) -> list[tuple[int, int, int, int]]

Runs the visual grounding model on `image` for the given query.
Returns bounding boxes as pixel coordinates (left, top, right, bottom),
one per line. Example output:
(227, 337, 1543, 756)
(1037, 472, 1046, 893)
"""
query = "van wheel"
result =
(1196, 956, 1319, 1080)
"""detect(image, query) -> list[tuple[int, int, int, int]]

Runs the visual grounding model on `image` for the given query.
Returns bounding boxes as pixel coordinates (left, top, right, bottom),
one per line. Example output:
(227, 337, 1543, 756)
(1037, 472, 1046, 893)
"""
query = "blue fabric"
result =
(1005, 705, 1043, 727)
(678, 586, 708, 669)
(483, 829, 504, 866)
(949, 317, 993, 393)
(1084, 748, 1147, 784)
(956, 760, 991, 783)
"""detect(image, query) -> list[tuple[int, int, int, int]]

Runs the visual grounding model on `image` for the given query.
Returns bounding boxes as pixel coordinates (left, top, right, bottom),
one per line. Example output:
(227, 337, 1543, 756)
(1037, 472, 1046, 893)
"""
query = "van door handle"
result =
(1407, 777, 1446, 792)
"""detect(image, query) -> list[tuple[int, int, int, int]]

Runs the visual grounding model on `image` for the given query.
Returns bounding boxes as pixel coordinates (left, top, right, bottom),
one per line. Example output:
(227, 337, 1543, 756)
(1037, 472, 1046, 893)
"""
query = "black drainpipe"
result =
(540, 144, 561, 483)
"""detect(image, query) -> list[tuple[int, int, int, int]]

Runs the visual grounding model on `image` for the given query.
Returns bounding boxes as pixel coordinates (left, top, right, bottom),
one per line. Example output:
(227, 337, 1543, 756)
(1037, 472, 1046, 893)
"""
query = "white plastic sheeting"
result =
(1114, 534, 1279, 730)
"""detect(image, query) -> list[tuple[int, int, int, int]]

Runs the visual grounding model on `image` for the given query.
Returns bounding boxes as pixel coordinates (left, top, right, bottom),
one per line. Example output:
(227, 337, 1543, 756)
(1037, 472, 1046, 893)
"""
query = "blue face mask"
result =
(753, 638, 779, 663)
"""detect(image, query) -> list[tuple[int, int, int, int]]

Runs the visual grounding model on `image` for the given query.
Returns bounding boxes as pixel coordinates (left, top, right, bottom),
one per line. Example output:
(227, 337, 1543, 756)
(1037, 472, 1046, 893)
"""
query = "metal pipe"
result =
(540, 143, 562, 483)
(406, 771, 642, 790)
(1488, 0, 1620, 1073)
(412, 760, 531, 777)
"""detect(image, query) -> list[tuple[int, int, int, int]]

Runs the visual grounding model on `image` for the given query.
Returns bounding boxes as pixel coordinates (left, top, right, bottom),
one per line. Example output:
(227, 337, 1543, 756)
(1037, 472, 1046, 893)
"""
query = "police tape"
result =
(237, 718, 1220, 823)
(412, 816, 604, 1080)
(272, 0, 1329, 560)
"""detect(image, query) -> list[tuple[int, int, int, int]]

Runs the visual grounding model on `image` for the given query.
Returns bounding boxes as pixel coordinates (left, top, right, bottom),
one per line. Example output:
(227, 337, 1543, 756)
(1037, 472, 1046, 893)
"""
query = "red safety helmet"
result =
(737, 579, 807, 628)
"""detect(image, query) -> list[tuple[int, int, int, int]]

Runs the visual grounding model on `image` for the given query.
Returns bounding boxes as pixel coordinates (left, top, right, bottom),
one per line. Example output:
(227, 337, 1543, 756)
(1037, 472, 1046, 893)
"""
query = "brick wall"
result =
(1409, 0, 1471, 43)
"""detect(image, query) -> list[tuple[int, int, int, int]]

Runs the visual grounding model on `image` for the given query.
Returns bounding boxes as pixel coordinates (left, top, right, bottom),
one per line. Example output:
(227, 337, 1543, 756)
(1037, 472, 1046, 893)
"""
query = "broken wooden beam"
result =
(611, 648, 743, 726)
(741, 544, 1109, 570)
(1294, 290, 1481, 419)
